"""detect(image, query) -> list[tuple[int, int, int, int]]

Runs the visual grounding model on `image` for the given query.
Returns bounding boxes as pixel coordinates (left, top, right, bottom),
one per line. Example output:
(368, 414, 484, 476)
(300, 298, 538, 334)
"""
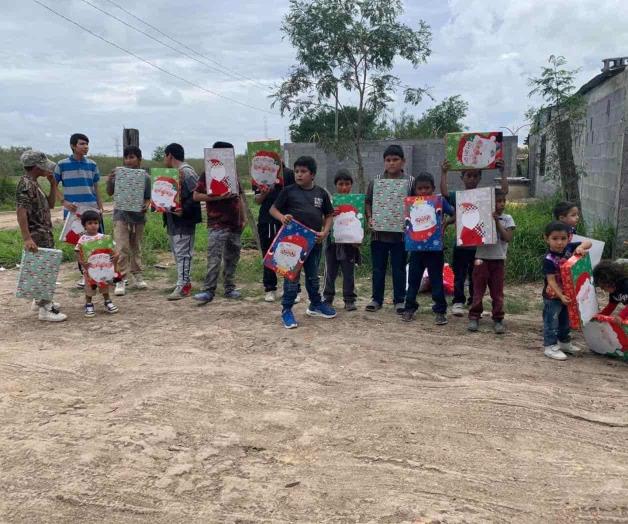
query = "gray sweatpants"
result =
(202, 228, 241, 294)
(169, 232, 195, 287)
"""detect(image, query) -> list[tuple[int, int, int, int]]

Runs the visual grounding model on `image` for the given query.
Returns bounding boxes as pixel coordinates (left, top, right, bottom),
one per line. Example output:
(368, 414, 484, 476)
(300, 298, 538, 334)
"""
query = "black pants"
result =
(452, 246, 476, 305)
(371, 240, 407, 305)
(405, 251, 446, 314)
(258, 221, 280, 291)
(323, 243, 356, 304)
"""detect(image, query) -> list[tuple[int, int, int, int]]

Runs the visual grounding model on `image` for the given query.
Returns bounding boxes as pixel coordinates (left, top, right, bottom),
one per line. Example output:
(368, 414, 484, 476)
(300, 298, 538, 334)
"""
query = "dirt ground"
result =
(0, 203, 114, 231)
(1, 263, 627, 524)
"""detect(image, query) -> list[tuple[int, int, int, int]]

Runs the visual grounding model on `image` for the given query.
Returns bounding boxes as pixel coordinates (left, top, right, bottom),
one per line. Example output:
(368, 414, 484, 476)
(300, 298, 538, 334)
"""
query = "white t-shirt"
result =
(475, 213, 515, 260)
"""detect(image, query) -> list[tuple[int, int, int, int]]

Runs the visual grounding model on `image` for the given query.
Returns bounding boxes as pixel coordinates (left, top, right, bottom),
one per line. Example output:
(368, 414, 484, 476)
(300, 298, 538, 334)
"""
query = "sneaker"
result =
(84, 303, 95, 318)
(365, 300, 382, 312)
(76, 277, 85, 289)
(294, 293, 301, 304)
(401, 310, 414, 322)
(395, 303, 405, 315)
(344, 301, 357, 312)
(39, 306, 67, 322)
(559, 341, 583, 355)
(452, 303, 465, 316)
(493, 321, 506, 334)
(544, 345, 567, 361)
(435, 313, 448, 325)
(468, 319, 479, 332)
(264, 291, 276, 303)
(193, 291, 214, 305)
(133, 276, 148, 290)
(104, 300, 119, 314)
(31, 300, 60, 312)
(282, 309, 298, 329)
(167, 285, 191, 301)
(114, 281, 126, 296)
(224, 289, 242, 299)
(306, 302, 337, 319)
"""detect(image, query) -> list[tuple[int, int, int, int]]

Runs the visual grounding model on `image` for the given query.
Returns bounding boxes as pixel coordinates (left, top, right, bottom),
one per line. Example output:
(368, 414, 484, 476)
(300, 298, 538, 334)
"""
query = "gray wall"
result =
(284, 136, 518, 193)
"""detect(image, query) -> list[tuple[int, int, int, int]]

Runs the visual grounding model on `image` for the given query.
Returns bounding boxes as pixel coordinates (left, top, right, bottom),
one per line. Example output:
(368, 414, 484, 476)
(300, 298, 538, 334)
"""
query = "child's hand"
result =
(493, 211, 500, 220)
(575, 245, 589, 256)
(259, 184, 270, 194)
(367, 216, 374, 228)
(315, 230, 329, 244)
(112, 253, 120, 263)
(560, 294, 571, 305)
(281, 214, 293, 225)
(24, 238, 38, 252)
(172, 208, 183, 217)
(440, 160, 450, 173)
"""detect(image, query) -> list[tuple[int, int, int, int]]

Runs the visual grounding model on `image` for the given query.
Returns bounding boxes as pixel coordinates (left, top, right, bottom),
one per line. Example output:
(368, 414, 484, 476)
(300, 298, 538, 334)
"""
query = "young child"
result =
(76, 210, 119, 318)
(468, 189, 515, 334)
(593, 261, 628, 321)
(440, 159, 507, 316)
(193, 141, 244, 305)
(323, 169, 361, 311)
(365, 145, 414, 313)
(553, 201, 580, 236)
(106, 146, 151, 296)
(270, 156, 335, 329)
(541, 221, 592, 360)
(402, 173, 454, 325)
(162, 143, 202, 300)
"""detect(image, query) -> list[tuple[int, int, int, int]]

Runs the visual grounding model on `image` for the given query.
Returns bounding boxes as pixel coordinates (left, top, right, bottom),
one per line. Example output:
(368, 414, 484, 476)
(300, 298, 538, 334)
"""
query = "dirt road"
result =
(1, 265, 627, 523)
(0, 203, 114, 231)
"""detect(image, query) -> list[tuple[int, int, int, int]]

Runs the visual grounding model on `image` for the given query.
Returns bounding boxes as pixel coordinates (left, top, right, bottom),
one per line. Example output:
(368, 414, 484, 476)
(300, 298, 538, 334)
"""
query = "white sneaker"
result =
(452, 303, 465, 316)
(264, 291, 276, 302)
(31, 299, 60, 312)
(134, 275, 148, 290)
(76, 277, 85, 289)
(559, 341, 583, 355)
(294, 293, 301, 304)
(544, 345, 567, 361)
(114, 281, 126, 296)
(38, 306, 67, 322)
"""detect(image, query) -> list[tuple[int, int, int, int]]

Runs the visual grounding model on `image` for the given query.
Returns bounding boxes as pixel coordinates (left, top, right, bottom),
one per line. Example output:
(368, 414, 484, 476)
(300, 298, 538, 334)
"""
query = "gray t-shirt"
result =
(475, 213, 515, 260)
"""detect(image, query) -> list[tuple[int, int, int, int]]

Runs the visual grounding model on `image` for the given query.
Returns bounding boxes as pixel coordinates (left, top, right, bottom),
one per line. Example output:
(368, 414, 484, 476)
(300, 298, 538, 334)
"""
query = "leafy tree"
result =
(380, 96, 468, 139)
(528, 55, 585, 208)
(152, 145, 166, 162)
(272, 0, 432, 190)
(289, 106, 382, 143)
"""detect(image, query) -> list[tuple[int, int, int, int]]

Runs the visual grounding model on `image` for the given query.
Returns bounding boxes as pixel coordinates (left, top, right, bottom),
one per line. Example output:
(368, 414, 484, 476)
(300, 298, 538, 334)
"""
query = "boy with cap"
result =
(16, 150, 67, 321)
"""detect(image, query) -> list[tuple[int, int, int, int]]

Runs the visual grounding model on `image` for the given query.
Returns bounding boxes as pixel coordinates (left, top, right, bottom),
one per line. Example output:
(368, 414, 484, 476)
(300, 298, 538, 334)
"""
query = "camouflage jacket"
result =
(16, 174, 54, 248)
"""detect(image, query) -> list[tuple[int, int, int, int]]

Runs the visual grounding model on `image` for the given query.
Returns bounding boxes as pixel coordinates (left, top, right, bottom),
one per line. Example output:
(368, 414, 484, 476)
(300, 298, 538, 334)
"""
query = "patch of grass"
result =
(503, 296, 531, 315)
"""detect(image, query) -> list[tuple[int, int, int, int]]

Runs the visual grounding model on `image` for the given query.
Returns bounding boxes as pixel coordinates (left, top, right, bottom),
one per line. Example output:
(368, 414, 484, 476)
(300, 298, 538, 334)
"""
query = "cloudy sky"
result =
(1, 0, 626, 158)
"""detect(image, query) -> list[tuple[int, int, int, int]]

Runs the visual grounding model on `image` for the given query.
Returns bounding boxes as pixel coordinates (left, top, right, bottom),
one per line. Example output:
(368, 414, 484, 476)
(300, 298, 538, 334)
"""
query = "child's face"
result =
(335, 179, 352, 194)
(124, 154, 141, 169)
(545, 230, 570, 252)
(413, 181, 434, 196)
(295, 166, 315, 187)
(164, 153, 173, 168)
(72, 139, 89, 157)
(461, 170, 481, 189)
(559, 206, 580, 227)
(495, 197, 506, 215)
(84, 219, 100, 236)
(384, 155, 405, 176)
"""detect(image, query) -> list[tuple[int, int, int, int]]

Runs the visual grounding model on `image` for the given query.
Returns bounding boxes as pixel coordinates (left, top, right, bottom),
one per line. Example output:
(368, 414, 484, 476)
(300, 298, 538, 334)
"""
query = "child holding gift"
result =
(75, 210, 119, 318)
(323, 169, 361, 312)
(106, 146, 151, 296)
(402, 172, 454, 325)
(593, 261, 628, 321)
(270, 156, 335, 329)
(467, 189, 515, 334)
(553, 201, 580, 236)
(440, 158, 508, 316)
(541, 221, 592, 361)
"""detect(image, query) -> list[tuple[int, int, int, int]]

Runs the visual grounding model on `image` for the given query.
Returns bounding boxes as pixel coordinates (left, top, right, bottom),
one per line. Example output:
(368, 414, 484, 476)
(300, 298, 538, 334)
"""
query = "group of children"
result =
(15, 137, 628, 361)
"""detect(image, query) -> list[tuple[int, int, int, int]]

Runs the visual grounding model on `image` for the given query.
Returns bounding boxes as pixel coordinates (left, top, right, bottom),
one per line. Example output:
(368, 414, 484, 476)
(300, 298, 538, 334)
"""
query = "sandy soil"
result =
(0, 203, 114, 231)
(1, 263, 627, 524)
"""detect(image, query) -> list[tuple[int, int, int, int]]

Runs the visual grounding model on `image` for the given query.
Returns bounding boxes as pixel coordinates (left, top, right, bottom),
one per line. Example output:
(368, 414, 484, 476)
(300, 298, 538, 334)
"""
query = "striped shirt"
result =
(54, 155, 100, 211)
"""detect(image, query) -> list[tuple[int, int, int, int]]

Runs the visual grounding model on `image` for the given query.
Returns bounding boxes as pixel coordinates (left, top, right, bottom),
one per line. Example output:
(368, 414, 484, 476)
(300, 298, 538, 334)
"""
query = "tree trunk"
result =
(354, 138, 365, 192)
(555, 119, 581, 209)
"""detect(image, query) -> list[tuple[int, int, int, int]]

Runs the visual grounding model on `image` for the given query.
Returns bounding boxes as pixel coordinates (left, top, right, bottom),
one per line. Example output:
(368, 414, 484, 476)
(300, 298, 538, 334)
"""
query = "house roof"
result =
(578, 66, 626, 95)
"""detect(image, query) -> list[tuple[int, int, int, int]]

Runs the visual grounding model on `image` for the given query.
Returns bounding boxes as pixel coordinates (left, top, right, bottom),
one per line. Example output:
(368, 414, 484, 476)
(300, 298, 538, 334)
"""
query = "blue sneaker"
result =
(306, 302, 337, 319)
(282, 309, 298, 329)
(193, 291, 214, 305)
(224, 289, 242, 299)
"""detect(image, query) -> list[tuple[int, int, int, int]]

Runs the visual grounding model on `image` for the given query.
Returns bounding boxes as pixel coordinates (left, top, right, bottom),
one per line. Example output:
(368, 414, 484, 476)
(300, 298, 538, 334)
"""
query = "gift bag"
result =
(372, 178, 407, 232)
(456, 187, 497, 247)
(332, 194, 365, 244)
(16, 248, 63, 301)
(404, 195, 443, 251)
(150, 168, 180, 212)
(204, 147, 238, 196)
(583, 314, 628, 361)
(80, 236, 117, 289)
(59, 205, 94, 245)
(264, 220, 317, 281)
(113, 167, 146, 212)
(560, 253, 598, 330)
(445, 131, 503, 170)
(248, 140, 283, 187)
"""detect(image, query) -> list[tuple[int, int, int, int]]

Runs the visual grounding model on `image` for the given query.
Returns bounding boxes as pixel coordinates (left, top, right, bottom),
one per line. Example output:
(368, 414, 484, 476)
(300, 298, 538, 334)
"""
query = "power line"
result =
(100, 0, 273, 91)
(78, 0, 270, 90)
(31, 0, 278, 116)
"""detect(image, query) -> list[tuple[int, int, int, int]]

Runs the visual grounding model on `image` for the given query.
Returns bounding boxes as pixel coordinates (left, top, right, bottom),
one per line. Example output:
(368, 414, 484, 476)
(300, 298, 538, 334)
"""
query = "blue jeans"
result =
(405, 251, 447, 314)
(282, 243, 322, 310)
(542, 298, 571, 347)
(371, 240, 407, 305)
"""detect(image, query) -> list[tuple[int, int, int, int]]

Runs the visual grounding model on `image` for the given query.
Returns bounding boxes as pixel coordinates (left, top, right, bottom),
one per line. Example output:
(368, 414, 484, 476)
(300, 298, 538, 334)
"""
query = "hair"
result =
(553, 201, 578, 220)
(495, 188, 507, 199)
(544, 221, 571, 236)
(212, 141, 234, 149)
(412, 172, 435, 191)
(80, 209, 101, 226)
(593, 260, 627, 288)
(70, 133, 89, 146)
(24, 165, 35, 172)
(164, 143, 185, 161)
(333, 169, 353, 185)
(383, 144, 404, 160)
(293, 155, 317, 175)
(461, 169, 482, 178)
(123, 145, 142, 159)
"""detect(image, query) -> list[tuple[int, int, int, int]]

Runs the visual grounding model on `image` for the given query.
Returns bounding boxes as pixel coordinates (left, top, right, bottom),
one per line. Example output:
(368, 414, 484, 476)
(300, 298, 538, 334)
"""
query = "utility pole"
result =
(123, 128, 140, 148)
(114, 136, 120, 157)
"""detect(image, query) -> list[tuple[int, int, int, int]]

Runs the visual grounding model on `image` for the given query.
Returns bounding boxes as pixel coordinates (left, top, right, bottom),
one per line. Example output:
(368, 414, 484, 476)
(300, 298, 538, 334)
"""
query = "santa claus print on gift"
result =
(247, 140, 284, 187)
(264, 220, 317, 281)
(455, 187, 497, 247)
(204, 147, 238, 197)
(332, 193, 365, 244)
(404, 196, 443, 251)
(150, 168, 180, 212)
(445, 131, 503, 171)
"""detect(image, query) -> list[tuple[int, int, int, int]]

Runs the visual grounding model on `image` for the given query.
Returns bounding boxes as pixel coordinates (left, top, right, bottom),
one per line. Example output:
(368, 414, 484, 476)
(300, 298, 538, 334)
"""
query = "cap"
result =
(20, 150, 56, 172)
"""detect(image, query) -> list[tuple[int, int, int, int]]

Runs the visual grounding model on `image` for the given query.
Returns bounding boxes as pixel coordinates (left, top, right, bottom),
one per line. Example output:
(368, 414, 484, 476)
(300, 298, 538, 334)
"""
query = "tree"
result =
(272, 0, 432, 190)
(380, 96, 468, 139)
(528, 55, 585, 208)
(152, 145, 166, 162)
(289, 106, 382, 143)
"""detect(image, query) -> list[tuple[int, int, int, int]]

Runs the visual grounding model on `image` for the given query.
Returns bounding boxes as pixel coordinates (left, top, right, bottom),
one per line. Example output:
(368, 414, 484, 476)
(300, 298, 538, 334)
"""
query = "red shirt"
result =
(194, 179, 244, 232)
